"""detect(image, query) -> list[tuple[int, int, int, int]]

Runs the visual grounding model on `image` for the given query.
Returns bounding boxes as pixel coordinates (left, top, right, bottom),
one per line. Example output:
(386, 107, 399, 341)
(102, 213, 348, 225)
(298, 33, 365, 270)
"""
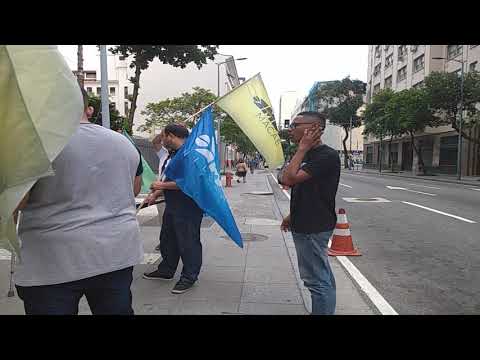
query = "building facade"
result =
(364, 45, 480, 175)
(278, 91, 301, 129)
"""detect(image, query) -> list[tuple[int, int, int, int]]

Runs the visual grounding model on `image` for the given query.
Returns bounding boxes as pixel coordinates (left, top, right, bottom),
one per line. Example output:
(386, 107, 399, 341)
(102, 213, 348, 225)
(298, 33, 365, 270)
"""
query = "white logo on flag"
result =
(195, 135, 222, 187)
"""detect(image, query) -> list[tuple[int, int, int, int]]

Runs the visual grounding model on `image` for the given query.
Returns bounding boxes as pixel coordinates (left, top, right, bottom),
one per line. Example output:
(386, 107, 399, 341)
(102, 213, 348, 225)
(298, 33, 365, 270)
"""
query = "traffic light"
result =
(284, 119, 290, 128)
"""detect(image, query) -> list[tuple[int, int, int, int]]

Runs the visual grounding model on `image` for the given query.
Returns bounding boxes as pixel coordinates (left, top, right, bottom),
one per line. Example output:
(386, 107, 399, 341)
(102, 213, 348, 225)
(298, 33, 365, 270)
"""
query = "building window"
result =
(86, 87, 93, 94)
(124, 86, 129, 98)
(384, 45, 390, 52)
(373, 83, 380, 95)
(385, 54, 393, 69)
(447, 45, 463, 60)
(366, 146, 373, 164)
(109, 87, 115, 96)
(111, 102, 116, 110)
(119, 56, 125, 60)
(85, 71, 96, 79)
(96, 87, 101, 95)
(384, 76, 392, 89)
(373, 63, 381, 77)
(375, 45, 382, 59)
(470, 61, 477, 72)
(410, 45, 419, 53)
(397, 66, 407, 82)
(398, 45, 407, 61)
(124, 102, 129, 116)
(413, 54, 425, 73)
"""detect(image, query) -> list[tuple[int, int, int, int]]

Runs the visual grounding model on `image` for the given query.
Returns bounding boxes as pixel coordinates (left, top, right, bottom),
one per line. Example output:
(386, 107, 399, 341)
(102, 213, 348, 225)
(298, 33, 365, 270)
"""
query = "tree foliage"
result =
(107, 45, 218, 132)
(316, 77, 366, 167)
(424, 70, 480, 145)
(87, 94, 131, 134)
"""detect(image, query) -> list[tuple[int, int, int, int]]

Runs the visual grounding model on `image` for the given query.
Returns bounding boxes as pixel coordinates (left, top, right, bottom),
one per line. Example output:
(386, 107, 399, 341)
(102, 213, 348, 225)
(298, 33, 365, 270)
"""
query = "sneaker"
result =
(142, 270, 174, 281)
(171, 279, 194, 294)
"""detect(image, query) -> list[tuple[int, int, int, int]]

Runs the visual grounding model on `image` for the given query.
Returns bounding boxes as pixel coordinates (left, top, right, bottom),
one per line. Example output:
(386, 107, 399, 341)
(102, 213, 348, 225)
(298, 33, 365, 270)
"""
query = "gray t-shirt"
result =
(15, 123, 144, 286)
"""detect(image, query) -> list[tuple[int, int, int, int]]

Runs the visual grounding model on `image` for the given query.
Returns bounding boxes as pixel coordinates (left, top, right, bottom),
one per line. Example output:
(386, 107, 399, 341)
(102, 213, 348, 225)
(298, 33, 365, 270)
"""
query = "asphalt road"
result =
(337, 171, 480, 314)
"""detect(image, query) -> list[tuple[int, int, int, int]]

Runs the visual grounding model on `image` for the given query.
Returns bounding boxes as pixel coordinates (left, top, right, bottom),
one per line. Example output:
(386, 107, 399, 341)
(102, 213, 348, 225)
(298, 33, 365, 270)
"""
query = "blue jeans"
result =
(16, 267, 134, 315)
(292, 231, 336, 315)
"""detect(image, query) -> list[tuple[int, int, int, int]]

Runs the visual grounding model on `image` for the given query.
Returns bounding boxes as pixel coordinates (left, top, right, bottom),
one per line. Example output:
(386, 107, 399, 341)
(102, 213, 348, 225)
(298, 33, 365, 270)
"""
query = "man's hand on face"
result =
(298, 123, 323, 152)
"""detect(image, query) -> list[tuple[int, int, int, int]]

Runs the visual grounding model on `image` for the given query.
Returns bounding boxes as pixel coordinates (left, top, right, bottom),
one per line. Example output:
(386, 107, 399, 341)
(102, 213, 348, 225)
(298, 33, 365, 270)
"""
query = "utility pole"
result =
(100, 45, 110, 129)
(77, 45, 84, 88)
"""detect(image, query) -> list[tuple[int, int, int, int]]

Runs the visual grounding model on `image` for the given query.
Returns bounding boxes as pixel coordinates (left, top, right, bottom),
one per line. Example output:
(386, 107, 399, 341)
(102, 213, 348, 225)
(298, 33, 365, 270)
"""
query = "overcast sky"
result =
(58, 45, 368, 120)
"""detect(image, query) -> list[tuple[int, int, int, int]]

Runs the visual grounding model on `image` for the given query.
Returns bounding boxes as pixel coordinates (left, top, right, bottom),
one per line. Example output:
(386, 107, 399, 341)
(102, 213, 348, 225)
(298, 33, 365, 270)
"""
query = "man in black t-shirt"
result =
(278, 111, 340, 315)
(143, 124, 204, 295)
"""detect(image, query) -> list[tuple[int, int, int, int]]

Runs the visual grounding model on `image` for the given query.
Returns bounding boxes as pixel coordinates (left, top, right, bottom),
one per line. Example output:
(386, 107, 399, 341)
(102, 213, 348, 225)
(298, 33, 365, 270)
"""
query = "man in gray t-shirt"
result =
(13, 88, 144, 315)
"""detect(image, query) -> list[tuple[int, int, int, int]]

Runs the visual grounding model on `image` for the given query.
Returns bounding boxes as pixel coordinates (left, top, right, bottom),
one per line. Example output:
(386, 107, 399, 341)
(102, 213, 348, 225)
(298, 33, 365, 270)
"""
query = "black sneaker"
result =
(171, 279, 194, 294)
(142, 270, 174, 281)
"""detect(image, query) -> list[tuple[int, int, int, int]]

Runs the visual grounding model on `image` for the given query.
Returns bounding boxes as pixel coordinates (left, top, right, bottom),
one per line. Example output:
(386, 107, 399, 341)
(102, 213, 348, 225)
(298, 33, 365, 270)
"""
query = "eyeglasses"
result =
(288, 122, 313, 129)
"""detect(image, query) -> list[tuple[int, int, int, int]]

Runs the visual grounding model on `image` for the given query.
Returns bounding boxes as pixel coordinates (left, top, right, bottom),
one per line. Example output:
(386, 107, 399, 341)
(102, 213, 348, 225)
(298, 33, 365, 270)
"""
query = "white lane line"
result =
(402, 201, 477, 224)
(408, 183, 442, 190)
(272, 173, 396, 315)
(386, 186, 436, 196)
(336, 256, 398, 315)
(471, 188, 480, 192)
(270, 174, 291, 199)
(339, 183, 353, 188)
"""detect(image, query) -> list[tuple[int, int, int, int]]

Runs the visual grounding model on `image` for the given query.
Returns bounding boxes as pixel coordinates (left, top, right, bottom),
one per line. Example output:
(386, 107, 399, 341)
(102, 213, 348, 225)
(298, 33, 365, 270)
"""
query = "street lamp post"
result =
(433, 55, 465, 180)
(215, 54, 247, 171)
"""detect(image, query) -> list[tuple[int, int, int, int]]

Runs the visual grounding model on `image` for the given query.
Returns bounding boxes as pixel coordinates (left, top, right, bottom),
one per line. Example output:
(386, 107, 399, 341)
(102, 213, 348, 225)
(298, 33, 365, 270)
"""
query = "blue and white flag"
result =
(164, 107, 243, 248)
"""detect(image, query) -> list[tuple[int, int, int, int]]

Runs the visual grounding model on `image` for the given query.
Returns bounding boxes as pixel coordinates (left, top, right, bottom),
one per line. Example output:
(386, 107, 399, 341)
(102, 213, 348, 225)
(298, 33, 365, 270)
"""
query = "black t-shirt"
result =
(163, 149, 203, 220)
(290, 145, 340, 234)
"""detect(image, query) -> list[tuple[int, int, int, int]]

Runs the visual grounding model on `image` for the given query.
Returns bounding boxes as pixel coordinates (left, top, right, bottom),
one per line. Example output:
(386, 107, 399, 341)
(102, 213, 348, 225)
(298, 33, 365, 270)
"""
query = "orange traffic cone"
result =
(328, 208, 361, 256)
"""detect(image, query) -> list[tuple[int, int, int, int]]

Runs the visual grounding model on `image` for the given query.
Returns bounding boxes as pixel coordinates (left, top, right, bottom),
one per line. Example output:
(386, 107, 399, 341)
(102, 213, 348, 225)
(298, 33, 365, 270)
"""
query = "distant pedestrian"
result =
(143, 124, 204, 295)
(248, 158, 255, 174)
(13, 88, 144, 315)
(236, 159, 248, 183)
(279, 111, 340, 315)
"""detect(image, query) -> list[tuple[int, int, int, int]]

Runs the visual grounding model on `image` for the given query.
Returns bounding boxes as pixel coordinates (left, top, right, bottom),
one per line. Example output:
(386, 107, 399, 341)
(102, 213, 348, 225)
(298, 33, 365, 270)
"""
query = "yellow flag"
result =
(216, 73, 284, 169)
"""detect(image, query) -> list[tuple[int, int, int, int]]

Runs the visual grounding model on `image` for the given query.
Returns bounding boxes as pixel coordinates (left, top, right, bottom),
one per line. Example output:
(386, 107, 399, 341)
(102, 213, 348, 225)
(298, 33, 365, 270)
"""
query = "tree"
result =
(87, 94, 130, 134)
(424, 70, 480, 145)
(363, 89, 399, 171)
(107, 45, 218, 133)
(316, 77, 366, 168)
(386, 88, 440, 174)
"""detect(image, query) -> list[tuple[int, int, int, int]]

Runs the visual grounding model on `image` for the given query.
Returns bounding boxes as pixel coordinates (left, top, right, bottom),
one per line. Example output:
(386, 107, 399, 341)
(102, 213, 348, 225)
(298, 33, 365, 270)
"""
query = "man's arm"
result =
(151, 180, 179, 191)
(279, 126, 322, 187)
(133, 176, 142, 197)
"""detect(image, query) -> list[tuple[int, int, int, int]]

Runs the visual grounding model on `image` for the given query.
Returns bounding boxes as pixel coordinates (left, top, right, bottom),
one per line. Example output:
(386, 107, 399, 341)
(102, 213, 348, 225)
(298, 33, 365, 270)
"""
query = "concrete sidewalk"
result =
(350, 167, 480, 186)
(0, 171, 376, 315)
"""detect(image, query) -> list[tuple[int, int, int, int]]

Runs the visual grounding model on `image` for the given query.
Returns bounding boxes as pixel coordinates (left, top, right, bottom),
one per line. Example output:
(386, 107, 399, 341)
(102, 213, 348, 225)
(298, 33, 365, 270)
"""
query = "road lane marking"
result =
(339, 183, 353, 188)
(343, 197, 391, 203)
(408, 183, 442, 190)
(386, 186, 436, 196)
(401, 201, 476, 223)
(336, 256, 398, 315)
(471, 188, 480, 191)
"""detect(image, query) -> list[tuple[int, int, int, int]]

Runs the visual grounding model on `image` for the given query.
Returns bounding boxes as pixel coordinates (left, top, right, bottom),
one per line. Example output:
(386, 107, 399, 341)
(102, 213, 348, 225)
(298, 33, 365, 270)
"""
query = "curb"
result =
(346, 170, 480, 187)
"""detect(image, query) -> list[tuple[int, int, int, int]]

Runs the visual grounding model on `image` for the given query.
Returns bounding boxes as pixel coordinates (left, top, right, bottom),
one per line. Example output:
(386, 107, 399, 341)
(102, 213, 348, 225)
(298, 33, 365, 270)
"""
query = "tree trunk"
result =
(390, 135, 394, 172)
(410, 132, 426, 175)
(342, 127, 349, 169)
(77, 45, 84, 88)
(127, 65, 142, 133)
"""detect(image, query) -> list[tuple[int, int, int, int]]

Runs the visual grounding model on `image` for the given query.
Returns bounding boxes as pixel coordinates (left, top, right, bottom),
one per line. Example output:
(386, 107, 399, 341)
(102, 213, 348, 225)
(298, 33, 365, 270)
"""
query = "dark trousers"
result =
(157, 212, 202, 283)
(16, 267, 134, 315)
